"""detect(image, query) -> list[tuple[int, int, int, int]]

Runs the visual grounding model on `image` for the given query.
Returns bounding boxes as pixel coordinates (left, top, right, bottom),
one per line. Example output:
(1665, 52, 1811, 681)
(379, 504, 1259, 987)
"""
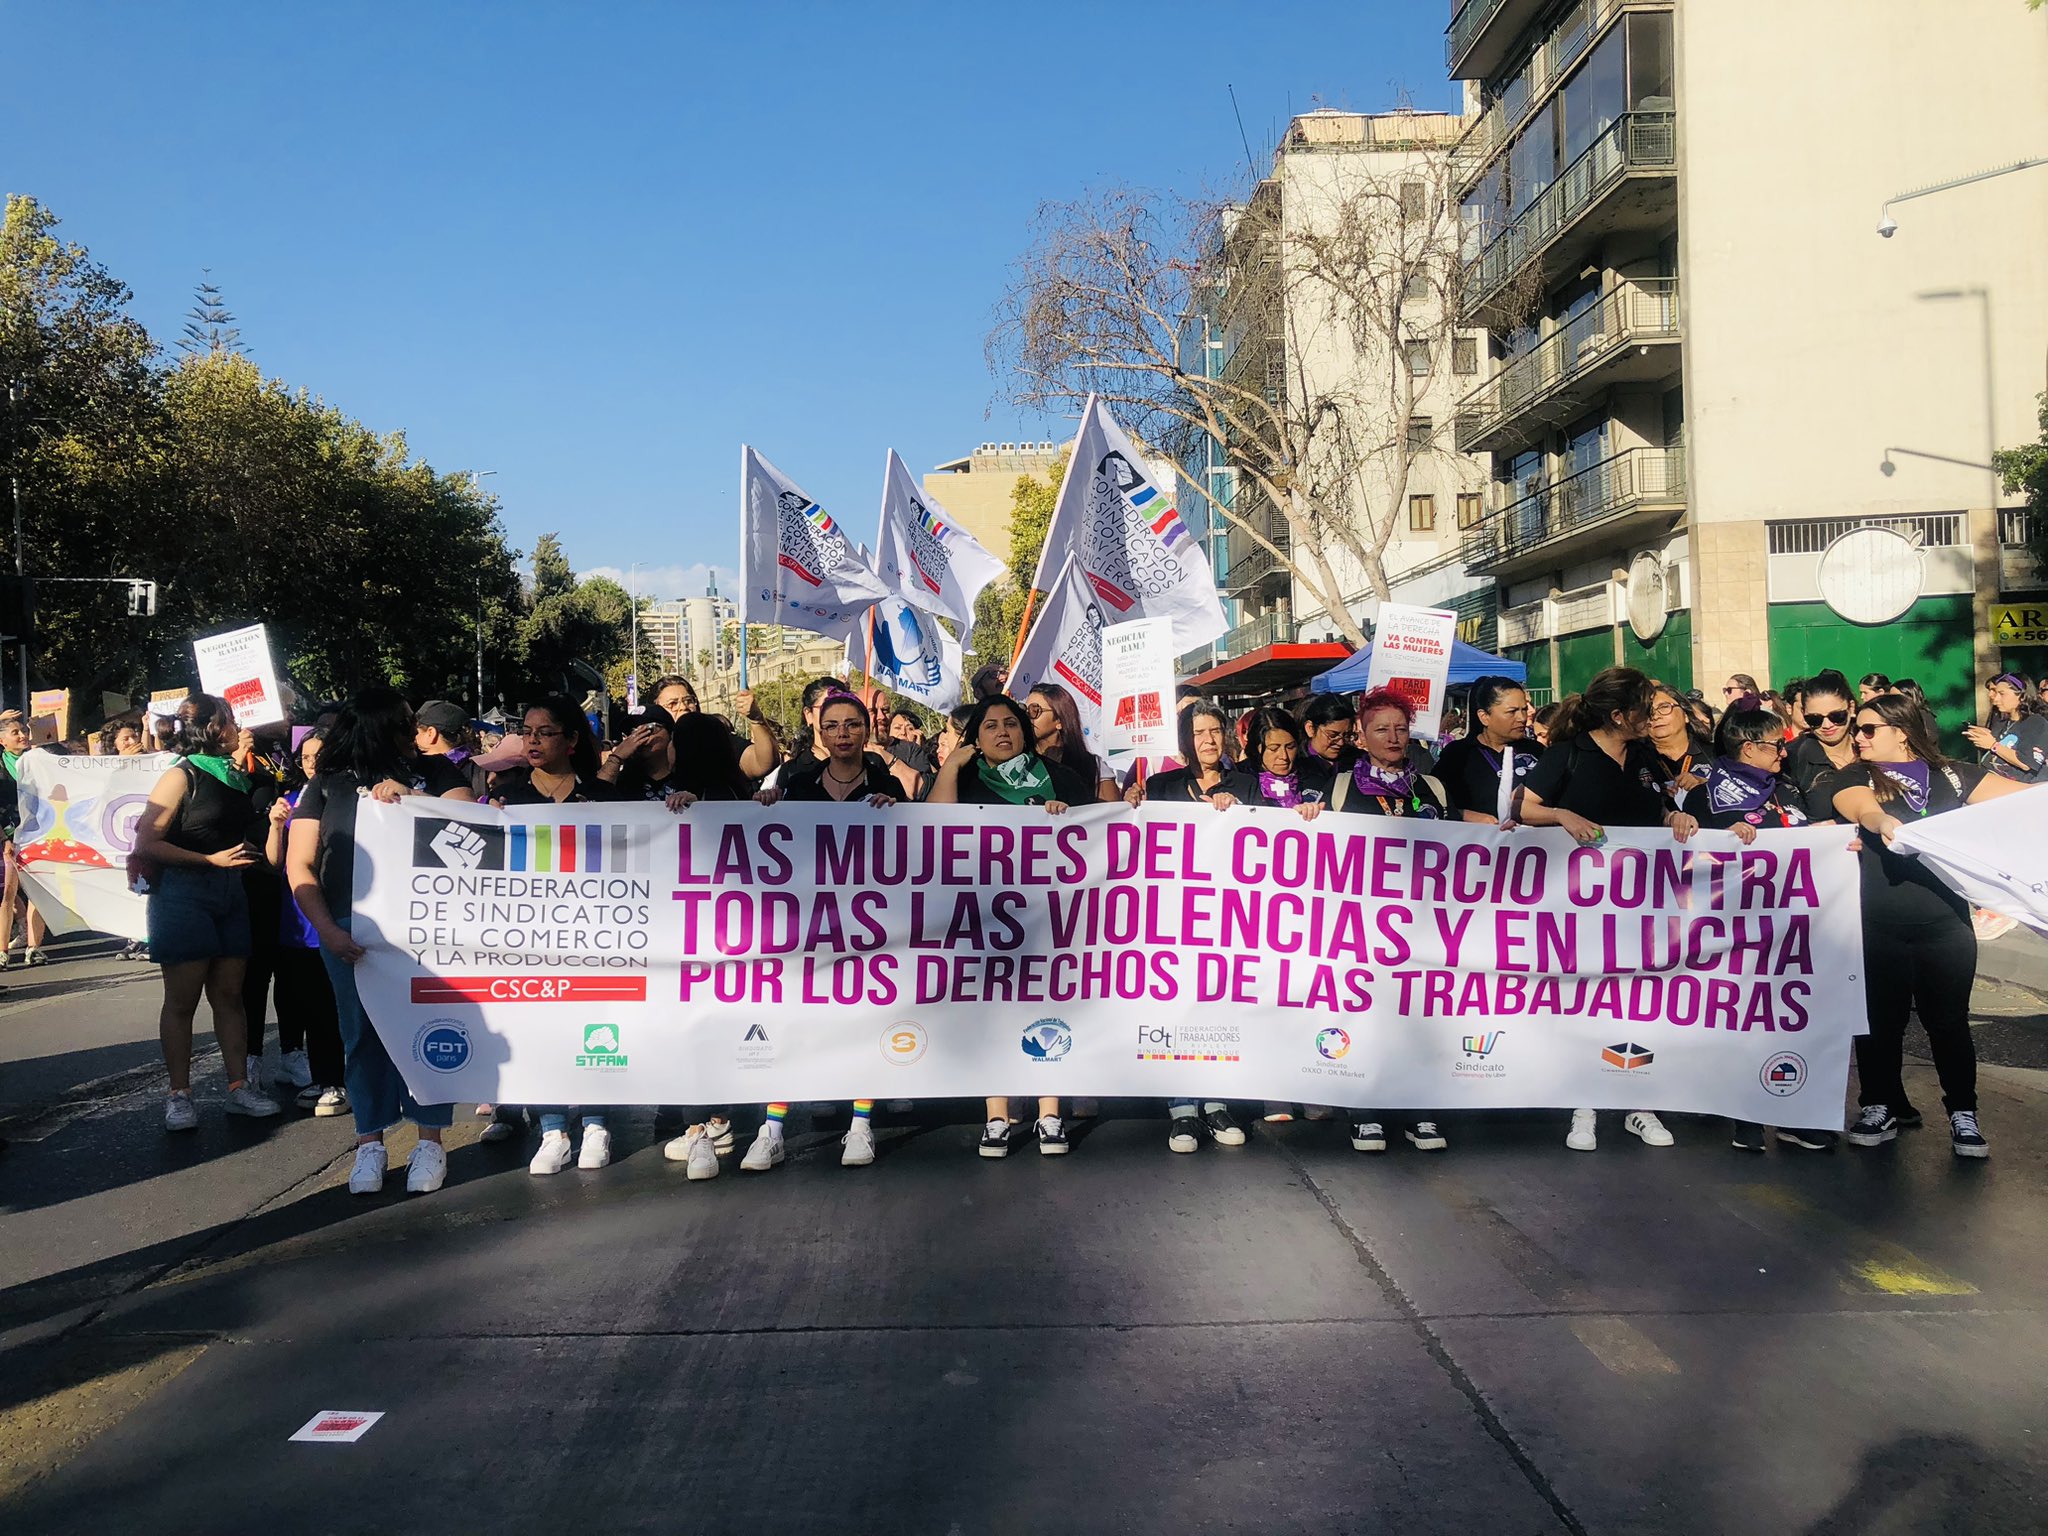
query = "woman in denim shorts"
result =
(133, 693, 279, 1130)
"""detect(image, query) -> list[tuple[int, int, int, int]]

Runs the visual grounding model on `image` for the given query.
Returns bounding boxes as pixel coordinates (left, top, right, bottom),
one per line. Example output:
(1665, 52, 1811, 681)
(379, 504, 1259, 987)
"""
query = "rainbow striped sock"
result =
(765, 1103, 788, 1128)
(852, 1100, 873, 1121)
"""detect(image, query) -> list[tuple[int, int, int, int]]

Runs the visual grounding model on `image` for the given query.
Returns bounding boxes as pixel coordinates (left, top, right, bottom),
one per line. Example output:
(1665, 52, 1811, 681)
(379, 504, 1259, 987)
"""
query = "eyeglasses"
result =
(1024, 705, 1049, 719)
(1649, 701, 1682, 717)
(527, 726, 567, 740)
(1745, 740, 1787, 755)
(1804, 710, 1850, 729)
(1853, 722, 1885, 739)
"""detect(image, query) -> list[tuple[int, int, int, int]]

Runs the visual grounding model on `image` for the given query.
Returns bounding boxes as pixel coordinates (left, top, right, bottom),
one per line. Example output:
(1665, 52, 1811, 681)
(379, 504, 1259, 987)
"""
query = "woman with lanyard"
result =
(1642, 682, 1707, 804)
(1517, 667, 1698, 1153)
(1241, 707, 1336, 810)
(711, 691, 904, 1178)
(133, 694, 279, 1130)
(929, 693, 1092, 1158)
(1822, 693, 2026, 1158)
(1783, 669, 1860, 802)
(490, 695, 624, 1177)
(0, 711, 53, 968)
(1679, 707, 1836, 1155)
(289, 688, 475, 1192)
(1317, 689, 1450, 1154)
(1962, 672, 2048, 784)
(1025, 682, 1119, 803)
(1430, 677, 1535, 824)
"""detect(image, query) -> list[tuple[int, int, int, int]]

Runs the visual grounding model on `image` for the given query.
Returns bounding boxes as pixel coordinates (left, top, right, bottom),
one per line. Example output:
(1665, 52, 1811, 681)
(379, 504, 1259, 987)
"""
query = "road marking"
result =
(1568, 1316, 1680, 1376)
(1735, 1184, 1978, 1297)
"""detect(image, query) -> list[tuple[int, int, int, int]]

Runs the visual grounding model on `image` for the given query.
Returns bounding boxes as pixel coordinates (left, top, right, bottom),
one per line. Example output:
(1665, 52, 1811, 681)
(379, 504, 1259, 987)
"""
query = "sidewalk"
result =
(1980, 924, 2048, 1004)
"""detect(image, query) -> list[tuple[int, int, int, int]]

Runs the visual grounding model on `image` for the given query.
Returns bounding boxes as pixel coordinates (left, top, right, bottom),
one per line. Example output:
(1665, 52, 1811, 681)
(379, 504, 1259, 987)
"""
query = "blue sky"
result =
(7, 2, 1453, 601)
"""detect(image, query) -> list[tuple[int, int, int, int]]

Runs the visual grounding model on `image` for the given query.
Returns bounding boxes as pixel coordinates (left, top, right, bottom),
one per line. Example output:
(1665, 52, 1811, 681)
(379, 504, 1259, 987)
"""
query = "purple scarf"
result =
(1705, 756, 1777, 815)
(1875, 759, 1932, 815)
(1259, 771, 1304, 807)
(1352, 756, 1416, 800)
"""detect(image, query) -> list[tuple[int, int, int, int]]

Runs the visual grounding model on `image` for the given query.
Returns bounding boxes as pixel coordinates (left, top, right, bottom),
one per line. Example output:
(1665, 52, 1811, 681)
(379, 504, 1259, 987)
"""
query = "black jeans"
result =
(1854, 914, 1978, 1114)
(241, 868, 282, 1057)
(273, 945, 346, 1089)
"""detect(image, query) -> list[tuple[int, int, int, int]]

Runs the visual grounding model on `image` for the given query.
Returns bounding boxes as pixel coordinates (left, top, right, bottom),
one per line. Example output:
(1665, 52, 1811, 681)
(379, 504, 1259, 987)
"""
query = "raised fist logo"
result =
(429, 822, 489, 871)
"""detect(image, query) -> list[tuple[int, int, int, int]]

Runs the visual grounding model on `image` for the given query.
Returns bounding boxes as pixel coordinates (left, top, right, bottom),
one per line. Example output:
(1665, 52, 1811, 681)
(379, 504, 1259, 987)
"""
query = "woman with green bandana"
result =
(927, 693, 1092, 1159)
(0, 710, 53, 968)
(132, 693, 278, 1130)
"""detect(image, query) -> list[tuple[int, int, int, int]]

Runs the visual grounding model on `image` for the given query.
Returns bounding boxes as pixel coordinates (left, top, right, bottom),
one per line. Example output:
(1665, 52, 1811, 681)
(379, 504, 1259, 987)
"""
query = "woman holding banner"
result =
(133, 694, 278, 1131)
(1430, 678, 1535, 824)
(1516, 667, 1697, 1154)
(1026, 683, 1119, 804)
(1240, 708, 1337, 811)
(289, 687, 475, 1193)
(929, 693, 1090, 1158)
(1823, 693, 2026, 1159)
(0, 711, 53, 968)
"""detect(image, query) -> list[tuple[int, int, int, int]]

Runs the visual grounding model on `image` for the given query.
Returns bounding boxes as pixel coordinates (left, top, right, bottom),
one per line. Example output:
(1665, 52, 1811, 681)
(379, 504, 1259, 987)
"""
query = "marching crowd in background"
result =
(15, 653, 2044, 1194)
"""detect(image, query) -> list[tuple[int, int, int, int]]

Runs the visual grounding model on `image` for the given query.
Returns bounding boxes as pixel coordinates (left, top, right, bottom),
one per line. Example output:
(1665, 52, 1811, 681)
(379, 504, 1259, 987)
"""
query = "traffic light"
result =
(127, 580, 157, 617)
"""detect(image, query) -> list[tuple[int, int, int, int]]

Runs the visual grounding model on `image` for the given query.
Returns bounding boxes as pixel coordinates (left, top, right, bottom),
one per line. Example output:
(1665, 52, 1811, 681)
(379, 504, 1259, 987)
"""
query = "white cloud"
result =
(584, 562, 741, 602)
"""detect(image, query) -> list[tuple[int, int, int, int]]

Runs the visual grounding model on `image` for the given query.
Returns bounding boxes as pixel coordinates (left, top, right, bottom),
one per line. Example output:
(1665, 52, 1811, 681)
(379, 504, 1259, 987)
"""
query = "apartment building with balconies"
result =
(1446, 0, 2048, 728)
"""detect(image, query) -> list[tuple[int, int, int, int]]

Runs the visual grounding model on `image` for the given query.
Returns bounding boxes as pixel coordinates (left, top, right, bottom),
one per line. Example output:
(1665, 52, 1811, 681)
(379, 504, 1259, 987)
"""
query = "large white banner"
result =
(14, 750, 176, 939)
(739, 445, 893, 643)
(874, 449, 1004, 649)
(1893, 783, 2048, 932)
(351, 800, 1865, 1129)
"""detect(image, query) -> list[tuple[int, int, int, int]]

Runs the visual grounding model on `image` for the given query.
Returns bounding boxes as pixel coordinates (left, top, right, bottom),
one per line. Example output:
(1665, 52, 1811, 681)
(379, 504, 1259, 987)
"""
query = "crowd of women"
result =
(118, 656, 2048, 1196)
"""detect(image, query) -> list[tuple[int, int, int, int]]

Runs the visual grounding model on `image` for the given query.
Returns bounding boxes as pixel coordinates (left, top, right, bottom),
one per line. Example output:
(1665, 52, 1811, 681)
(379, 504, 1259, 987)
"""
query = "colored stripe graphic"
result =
(562, 825, 579, 873)
(804, 501, 837, 534)
(612, 824, 629, 872)
(584, 825, 602, 873)
(534, 824, 552, 872)
(510, 825, 528, 871)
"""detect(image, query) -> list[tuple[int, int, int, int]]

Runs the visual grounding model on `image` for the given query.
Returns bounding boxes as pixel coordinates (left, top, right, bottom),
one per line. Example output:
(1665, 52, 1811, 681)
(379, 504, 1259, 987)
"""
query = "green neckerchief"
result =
(1, 749, 18, 779)
(976, 751, 1056, 805)
(186, 753, 252, 793)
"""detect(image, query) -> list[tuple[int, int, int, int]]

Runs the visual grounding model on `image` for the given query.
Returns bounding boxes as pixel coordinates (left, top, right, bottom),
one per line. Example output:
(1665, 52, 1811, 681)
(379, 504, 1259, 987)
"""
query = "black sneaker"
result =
(1036, 1115, 1069, 1156)
(1201, 1106, 1246, 1146)
(1895, 1104, 1925, 1129)
(1167, 1114, 1201, 1154)
(978, 1118, 1013, 1159)
(1349, 1120, 1387, 1153)
(1776, 1127, 1837, 1152)
(1949, 1111, 1989, 1159)
(1730, 1120, 1766, 1153)
(1847, 1105, 1898, 1147)
(1405, 1120, 1447, 1151)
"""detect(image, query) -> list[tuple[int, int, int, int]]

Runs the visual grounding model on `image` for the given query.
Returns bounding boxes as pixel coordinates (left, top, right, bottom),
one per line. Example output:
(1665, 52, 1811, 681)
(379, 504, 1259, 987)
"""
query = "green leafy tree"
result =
(970, 451, 1065, 670)
(1996, 392, 2048, 568)
(520, 536, 632, 698)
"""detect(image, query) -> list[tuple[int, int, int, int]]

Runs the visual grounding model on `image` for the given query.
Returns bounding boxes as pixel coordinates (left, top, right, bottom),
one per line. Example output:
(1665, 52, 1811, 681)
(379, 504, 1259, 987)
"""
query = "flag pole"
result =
(737, 444, 752, 689)
(1011, 395, 1092, 670)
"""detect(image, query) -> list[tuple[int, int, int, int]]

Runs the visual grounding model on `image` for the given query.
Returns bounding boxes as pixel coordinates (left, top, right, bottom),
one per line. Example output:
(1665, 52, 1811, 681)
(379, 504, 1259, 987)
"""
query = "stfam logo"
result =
(881, 1021, 928, 1066)
(413, 1020, 471, 1074)
(575, 1024, 628, 1071)
(1600, 1042, 1655, 1071)
(1022, 1019, 1073, 1062)
(1315, 1027, 1352, 1061)
(1760, 1051, 1807, 1097)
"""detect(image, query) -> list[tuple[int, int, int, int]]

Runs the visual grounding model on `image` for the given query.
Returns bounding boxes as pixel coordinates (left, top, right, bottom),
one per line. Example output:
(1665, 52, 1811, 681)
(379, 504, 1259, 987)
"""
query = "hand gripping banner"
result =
(351, 800, 1867, 1131)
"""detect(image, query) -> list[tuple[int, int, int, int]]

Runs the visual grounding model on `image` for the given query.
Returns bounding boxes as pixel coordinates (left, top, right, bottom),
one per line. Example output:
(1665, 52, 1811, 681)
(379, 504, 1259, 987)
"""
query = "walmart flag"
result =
(1009, 552, 1110, 755)
(855, 595, 964, 711)
(1036, 396, 1227, 652)
(740, 446, 893, 643)
(875, 450, 1004, 649)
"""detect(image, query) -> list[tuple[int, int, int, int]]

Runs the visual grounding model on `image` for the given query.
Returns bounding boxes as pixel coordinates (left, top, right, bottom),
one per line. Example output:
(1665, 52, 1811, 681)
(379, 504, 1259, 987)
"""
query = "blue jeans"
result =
(320, 915, 454, 1137)
(539, 1110, 606, 1135)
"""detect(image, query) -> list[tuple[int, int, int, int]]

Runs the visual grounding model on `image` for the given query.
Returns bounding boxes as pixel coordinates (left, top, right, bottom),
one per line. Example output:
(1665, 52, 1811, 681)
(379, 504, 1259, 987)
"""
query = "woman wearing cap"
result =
(929, 694, 1091, 1158)
(1515, 667, 1697, 1154)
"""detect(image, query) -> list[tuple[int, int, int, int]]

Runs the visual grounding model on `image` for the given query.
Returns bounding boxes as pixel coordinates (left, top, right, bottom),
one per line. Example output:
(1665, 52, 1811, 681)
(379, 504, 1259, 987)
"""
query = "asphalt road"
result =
(4, 942, 2048, 1534)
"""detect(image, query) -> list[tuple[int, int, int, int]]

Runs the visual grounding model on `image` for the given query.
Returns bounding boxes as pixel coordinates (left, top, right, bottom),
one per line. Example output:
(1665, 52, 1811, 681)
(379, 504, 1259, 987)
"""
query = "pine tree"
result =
(178, 272, 242, 358)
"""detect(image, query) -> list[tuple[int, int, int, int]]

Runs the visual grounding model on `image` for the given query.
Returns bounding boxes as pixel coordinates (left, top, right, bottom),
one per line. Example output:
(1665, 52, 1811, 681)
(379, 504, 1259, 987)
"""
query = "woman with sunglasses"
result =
(929, 693, 1091, 1158)
(1720, 674, 1759, 707)
(1681, 708, 1836, 1155)
(1962, 672, 2048, 784)
(1783, 670, 1860, 803)
(1823, 694, 2026, 1158)
(1025, 682, 1120, 803)
(491, 696, 625, 1177)
(1517, 667, 1696, 1153)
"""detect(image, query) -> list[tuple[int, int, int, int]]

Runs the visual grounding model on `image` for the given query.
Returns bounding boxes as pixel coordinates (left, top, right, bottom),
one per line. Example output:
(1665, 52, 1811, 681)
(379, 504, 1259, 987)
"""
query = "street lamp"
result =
(1877, 156, 2047, 236)
(470, 470, 497, 714)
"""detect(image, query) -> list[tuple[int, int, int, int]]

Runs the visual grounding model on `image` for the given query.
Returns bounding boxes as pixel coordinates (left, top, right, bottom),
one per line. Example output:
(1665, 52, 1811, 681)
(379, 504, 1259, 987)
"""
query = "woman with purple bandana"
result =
(1963, 672, 2048, 783)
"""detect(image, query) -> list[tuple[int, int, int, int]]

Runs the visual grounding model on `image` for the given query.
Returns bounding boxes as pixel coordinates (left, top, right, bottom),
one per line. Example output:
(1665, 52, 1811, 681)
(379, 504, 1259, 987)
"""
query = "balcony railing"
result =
(1224, 542, 1288, 594)
(1447, 0, 1513, 71)
(1451, 0, 1642, 190)
(1455, 278, 1679, 451)
(1465, 446, 1686, 571)
(1462, 111, 1677, 316)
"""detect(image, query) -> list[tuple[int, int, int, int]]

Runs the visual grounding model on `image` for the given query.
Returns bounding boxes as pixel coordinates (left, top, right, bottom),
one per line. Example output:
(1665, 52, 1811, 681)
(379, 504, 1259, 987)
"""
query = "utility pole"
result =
(8, 379, 27, 714)
(469, 470, 497, 716)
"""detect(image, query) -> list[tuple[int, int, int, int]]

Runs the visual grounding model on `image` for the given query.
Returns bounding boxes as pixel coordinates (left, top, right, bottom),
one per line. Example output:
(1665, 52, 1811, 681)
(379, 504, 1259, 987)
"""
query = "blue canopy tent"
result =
(1308, 638, 1526, 695)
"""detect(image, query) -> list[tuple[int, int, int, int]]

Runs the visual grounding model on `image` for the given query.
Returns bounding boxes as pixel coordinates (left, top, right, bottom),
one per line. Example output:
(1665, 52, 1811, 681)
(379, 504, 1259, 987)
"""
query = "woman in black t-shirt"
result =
(1430, 677, 1535, 824)
(929, 693, 1087, 1158)
(756, 692, 901, 807)
(1329, 691, 1447, 819)
(1962, 672, 2048, 784)
(1516, 667, 1697, 1155)
(287, 686, 474, 1195)
(1822, 693, 2025, 1159)
(1642, 682, 1708, 805)
(133, 693, 274, 1132)
(491, 695, 623, 809)
(1025, 682, 1118, 803)
(1143, 703, 1242, 807)
(1783, 669, 1859, 802)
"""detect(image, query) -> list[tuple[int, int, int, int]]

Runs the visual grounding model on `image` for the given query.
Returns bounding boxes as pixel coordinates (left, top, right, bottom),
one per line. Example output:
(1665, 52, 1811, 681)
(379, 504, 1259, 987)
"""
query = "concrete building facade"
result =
(922, 441, 1065, 562)
(1447, 0, 2048, 727)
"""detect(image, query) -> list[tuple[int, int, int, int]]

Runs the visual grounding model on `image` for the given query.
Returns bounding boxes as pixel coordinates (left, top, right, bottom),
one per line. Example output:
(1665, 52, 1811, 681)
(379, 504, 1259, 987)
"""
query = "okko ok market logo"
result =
(1455, 1030, 1507, 1078)
(1315, 1027, 1352, 1061)
(1022, 1019, 1073, 1063)
(575, 1024, 628, 1071)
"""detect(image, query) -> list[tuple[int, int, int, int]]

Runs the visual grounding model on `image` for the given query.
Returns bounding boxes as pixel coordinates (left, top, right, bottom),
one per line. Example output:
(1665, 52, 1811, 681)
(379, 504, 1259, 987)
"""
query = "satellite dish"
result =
(1817, 526, 1924, 625)
(1625, 553, 1668, 642)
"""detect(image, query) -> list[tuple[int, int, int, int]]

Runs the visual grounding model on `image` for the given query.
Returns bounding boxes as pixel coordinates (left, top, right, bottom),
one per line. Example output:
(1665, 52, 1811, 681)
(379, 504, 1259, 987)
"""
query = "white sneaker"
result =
(842, 1119, 876, 1167)
(241, 1053, 265, 1090)
(704, 1116, 735, 1154)
(294, 1084, 323, 1111)
(1566, 1109, 1598, 1151)
(406, 1141, 447, 1194)
(276, 1049, 313, 1089)
(529, 1130, 574, 1176)
(576, 1124, 612, 1170)
(663, 1125, 722, 1180)
(741, 1124, 784, 1171)
(164, 1090, 199, 1132)
(1167, 1114, 1201, 1154)
(225, 1081, 281, 1118)
(313, 1087, 350, 1117)
(348, 1142, 389, 1195)
(1625, 1111, 1674, 1147)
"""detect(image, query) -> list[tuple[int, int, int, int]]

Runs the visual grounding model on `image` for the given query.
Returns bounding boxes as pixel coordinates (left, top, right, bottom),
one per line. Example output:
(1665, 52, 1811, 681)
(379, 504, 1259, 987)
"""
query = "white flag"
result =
(740, 446, 893, 643)
(861, 596, 964, 711)
(875, 450, 1004, 648)
(1010, 552, 1110, 754)
(1891, 785, 2048, 932)
(1036, 395, 1227, 651)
